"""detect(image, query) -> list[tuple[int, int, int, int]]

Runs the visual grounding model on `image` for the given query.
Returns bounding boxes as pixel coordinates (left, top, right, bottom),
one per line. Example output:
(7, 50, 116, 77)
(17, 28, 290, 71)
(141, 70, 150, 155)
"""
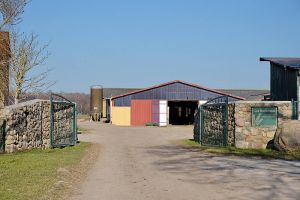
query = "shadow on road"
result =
(146, 144, 300, 200)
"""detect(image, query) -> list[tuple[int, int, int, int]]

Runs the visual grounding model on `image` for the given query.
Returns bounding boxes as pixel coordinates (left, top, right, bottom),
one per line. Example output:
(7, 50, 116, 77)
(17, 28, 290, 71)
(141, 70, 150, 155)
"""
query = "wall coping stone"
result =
(231, 101, 291, 104)
(2, 99, 49, 117)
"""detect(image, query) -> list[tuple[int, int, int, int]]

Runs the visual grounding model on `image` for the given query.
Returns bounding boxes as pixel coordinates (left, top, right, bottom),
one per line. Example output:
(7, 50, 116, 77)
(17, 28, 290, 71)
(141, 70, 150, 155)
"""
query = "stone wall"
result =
(1, 100, 51, 153)
(194, 101, 293, 149)
(0, 99, 75, 153)
(227, 103, 235, 146)
(234, 101, 292, 149)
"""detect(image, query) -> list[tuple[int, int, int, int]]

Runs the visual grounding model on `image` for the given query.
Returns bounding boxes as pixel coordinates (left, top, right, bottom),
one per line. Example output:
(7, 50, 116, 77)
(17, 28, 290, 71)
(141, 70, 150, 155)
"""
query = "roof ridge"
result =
(111, 80, 245, 100)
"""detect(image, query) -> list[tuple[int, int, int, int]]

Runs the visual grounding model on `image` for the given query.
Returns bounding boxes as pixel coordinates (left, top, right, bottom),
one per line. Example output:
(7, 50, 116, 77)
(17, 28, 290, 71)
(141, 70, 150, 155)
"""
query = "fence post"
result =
(200, 105, 204, 144)
(197, 107, 201, 143)
(0, 119, 6, 153)
(50, 95, 54, 148)
(73, 103, 77, 145)
(223, 97, 229, 146)
(292, 99, 296, 120)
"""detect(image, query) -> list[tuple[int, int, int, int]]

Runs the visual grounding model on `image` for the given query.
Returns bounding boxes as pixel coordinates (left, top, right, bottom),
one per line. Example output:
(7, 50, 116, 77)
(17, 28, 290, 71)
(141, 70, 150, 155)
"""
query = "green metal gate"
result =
(199, 96, 229, 146)
(0, 119, 5, 153)
(292, 99, 299, 120)
(50, 93, 77, 148)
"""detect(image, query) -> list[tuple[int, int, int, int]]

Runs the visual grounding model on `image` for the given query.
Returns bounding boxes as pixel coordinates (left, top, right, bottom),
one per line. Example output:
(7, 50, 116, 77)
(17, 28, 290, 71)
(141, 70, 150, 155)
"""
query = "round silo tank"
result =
(90, 85, 103, 121)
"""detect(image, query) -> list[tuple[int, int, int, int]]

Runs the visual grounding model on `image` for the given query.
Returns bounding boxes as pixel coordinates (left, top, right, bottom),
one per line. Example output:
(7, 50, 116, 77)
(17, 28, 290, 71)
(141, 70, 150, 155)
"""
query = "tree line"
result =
(16, 92, 91, 115)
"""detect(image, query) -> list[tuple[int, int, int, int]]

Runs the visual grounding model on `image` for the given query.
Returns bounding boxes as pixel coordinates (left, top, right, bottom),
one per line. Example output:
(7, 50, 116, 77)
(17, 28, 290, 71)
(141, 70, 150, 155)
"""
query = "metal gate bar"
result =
(50, 93, 77, 148)
(0, 119, 5, 153)
(199, 96, 229, 146)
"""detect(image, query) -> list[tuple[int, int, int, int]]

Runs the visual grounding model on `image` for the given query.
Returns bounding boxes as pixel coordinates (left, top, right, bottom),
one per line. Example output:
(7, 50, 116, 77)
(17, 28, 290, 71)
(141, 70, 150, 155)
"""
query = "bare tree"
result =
(0, 0, 27, 30)
(10, 31, 53, 104)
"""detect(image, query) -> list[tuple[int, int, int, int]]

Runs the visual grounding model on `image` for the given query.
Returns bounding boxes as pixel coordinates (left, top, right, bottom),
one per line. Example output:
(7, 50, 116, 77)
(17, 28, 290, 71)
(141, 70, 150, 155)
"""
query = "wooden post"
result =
(0, 32, 10, 108)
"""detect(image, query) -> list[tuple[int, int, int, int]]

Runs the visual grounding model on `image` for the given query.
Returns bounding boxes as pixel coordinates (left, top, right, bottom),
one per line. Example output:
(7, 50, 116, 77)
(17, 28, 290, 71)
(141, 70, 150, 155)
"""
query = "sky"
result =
(18, 0, 300, 93)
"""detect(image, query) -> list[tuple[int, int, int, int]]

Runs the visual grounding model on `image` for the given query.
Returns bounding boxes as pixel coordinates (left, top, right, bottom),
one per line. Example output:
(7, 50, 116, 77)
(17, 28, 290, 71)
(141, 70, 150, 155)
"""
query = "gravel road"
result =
(70, 121, 300, 200)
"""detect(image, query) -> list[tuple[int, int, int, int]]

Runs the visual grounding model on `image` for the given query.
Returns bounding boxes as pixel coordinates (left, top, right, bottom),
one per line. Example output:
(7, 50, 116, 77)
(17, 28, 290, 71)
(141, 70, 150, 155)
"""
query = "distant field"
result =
(0, 142, 92, 200)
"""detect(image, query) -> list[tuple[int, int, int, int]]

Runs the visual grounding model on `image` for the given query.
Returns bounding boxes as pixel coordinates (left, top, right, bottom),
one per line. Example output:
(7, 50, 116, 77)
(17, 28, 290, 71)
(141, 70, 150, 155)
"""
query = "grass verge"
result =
(0, 142, 93, 200)
(180, 139, 300, 161)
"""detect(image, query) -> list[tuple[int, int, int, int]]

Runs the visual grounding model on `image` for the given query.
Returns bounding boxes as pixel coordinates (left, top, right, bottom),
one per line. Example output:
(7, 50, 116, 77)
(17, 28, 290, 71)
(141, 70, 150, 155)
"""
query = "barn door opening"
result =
(168, 101, 198, 125)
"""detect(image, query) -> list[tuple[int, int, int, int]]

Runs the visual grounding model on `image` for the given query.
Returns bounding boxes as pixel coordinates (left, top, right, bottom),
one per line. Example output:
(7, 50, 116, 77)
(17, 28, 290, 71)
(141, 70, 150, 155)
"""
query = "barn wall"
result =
(114, 82, 228, 107)
(271, 63, 298, 101)
(152, 100, 160, 124)
(111, 107, 131, 126)
(102, 99, 106, 118)
(131, 100, 153, 126)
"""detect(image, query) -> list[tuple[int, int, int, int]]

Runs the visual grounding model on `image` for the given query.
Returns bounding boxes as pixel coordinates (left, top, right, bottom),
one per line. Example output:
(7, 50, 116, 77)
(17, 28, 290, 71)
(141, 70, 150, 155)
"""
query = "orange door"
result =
(131, 100, 153, 126)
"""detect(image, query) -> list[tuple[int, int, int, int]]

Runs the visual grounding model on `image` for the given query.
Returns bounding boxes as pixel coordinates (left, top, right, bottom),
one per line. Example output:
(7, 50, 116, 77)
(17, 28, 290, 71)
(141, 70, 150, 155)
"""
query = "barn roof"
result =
(111, 80, 245, 100)
(103, 88, 138, 98)
(260, 57, 300, 68)
(218, 89, 269, 101)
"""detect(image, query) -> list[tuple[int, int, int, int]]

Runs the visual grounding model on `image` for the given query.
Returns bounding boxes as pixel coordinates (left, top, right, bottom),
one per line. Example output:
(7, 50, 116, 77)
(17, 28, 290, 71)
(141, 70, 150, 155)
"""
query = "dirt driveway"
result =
(70, 121, 300, 200)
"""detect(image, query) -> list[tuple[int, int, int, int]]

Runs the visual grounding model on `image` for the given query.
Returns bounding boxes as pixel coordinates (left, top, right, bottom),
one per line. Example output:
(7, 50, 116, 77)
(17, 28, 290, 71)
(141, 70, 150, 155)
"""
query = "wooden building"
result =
(260, 57, 300, 101)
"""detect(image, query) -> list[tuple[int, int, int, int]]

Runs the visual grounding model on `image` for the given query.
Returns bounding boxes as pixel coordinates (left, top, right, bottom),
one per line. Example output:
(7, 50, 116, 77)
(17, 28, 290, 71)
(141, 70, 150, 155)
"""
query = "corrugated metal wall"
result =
(152, 100, 160, 124)
(111, 107, 131, 126)
(114, 82, 227, 107)
(131, 100, 153, 126)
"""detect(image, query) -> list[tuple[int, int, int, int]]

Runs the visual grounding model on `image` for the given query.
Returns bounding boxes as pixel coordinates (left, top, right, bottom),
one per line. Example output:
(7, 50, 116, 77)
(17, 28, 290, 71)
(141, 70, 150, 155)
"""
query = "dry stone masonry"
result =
(1, 100, 51, 153)
(234, 101, 292, 149)
(0, 99, 75, 153)
(194, 101, 293, 149)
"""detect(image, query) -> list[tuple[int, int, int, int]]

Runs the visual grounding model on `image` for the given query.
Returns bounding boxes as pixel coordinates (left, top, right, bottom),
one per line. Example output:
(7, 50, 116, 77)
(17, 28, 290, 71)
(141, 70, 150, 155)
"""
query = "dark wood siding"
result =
(271, 63, 298, 101)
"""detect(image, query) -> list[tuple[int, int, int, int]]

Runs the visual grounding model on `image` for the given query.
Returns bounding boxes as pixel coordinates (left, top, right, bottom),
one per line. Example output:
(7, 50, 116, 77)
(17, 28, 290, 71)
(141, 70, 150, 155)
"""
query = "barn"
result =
(110, 80, 244, 126)
(260, 57, 300, 101)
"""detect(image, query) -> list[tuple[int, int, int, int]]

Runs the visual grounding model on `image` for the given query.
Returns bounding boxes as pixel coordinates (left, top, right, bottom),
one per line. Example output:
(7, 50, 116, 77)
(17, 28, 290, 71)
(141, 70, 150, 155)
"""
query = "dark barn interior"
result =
(168, 101, 198, 125)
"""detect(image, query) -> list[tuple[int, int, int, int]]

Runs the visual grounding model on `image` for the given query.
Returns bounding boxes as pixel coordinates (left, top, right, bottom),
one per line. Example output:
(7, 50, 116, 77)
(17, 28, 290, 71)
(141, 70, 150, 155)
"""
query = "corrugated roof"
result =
(111, 80, 245, 100)
(260, 57, 300, 68)
(103, 88, 139, 98)
(105, 87, 269, 101)
(218, 89, 269, 101)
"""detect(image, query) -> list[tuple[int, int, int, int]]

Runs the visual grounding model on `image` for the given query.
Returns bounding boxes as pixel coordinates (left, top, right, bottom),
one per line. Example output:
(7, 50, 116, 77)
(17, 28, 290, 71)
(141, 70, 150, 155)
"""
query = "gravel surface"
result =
(70, 121, 300, 200)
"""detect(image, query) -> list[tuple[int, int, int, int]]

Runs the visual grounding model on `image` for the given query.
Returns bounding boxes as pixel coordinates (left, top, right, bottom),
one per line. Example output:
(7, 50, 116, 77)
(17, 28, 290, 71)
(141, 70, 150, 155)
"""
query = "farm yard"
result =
(70, 121, 300, 200)
(0, 1, 300, 200)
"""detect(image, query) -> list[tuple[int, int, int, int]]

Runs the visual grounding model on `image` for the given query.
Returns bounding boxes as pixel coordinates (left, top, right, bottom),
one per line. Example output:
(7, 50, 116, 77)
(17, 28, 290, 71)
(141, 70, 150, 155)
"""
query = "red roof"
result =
(111, 80, 245, 100)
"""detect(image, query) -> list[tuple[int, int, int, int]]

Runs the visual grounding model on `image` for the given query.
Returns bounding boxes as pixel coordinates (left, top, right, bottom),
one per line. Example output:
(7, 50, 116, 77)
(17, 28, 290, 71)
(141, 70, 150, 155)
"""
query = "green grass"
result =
(181, 139, 300, 160)
(0, 142, 91, 200)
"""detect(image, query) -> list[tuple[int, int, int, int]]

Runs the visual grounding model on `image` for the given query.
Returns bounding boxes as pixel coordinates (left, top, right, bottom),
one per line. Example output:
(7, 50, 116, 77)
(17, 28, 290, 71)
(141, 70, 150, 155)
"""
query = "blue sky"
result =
(19, 0, 300, 93)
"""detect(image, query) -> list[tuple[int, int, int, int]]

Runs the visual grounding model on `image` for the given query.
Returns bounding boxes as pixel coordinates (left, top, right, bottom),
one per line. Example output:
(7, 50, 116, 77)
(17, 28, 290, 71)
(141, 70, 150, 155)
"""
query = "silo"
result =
(90, 85, 103, 121)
